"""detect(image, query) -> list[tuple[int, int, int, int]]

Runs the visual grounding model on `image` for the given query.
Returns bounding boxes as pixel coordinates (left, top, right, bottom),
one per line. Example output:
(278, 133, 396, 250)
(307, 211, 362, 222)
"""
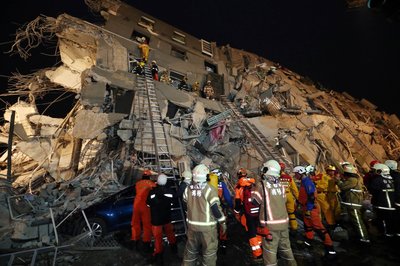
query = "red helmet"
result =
(279, 162, 286, 171)
(237, 168, 247, 177)
(370, 160, 380, 168)
(143, 169, 152, 177)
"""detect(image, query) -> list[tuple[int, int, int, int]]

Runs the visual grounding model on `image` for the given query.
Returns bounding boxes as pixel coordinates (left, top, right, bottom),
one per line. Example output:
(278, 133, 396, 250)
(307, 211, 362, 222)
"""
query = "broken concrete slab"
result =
(72, 109, 127, 139)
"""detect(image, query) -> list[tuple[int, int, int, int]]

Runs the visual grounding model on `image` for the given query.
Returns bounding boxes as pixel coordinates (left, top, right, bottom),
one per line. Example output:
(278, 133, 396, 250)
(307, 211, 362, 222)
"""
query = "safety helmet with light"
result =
(326, 165, 336, 171)
(384, 160, 398, 171)
(157, 174, 168, 186)
(293, 166, 306, 175)
(192, 164, 209, 183)
(262, 160, 281, 177)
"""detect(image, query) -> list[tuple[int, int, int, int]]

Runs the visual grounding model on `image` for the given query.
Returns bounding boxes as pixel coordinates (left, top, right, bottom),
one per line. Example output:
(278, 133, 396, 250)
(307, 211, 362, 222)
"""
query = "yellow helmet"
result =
(326, 165, 336, 171)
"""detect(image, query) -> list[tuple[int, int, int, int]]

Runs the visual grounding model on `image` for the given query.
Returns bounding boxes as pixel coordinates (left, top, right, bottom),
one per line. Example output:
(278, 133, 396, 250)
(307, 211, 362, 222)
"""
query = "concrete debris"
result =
(0, 3, 399, 254)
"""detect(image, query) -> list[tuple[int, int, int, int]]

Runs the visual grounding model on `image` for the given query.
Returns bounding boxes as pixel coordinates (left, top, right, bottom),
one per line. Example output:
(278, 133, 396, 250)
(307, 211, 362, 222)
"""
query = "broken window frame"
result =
(172, 31, 186, 45)
(138, 16, 155, 30)
(201, 39, 213, 57)
(171, 47, 187, 61)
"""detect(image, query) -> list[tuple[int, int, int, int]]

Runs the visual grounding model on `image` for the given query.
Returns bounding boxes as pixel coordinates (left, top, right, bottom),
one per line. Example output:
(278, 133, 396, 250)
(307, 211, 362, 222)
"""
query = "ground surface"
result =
(67, 218, 400, 266)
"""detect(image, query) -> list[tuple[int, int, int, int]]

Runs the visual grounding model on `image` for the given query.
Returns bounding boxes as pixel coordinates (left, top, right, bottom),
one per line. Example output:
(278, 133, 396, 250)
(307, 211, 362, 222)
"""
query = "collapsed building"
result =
(0, 0, 399, 264)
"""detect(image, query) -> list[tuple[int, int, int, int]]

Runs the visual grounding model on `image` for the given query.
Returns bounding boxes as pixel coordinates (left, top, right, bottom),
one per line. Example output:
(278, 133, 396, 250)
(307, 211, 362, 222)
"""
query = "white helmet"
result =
(157, 174, 168, 186)
(192, 164, 209, 183)
(181, 170, 192, 182)
(211, 168, 222, 177)
(262, 160, 281, 177)
(293, 166, 306, 175)
(305, 165, 315, 174)
(385, 160, 398, 171)
(343, 164, 357, 174)
(373, 163, 390, 178)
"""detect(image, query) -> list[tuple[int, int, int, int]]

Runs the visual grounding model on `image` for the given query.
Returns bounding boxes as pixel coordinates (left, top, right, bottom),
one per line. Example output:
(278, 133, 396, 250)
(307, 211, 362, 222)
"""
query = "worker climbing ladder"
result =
(132, 66, 187, 237)
(221, 96, 293, 168)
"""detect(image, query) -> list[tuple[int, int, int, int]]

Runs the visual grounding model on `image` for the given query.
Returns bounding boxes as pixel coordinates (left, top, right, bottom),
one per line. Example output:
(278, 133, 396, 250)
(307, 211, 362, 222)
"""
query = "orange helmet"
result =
(237, 168, 247, 177)
(279, 162, 286, 171)
(143, 169, 152, 177)
(370, 160, 380, 168)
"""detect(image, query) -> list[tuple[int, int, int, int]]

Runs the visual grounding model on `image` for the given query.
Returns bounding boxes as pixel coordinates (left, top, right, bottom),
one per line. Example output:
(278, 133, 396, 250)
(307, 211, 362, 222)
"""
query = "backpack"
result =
(242, 185, 260, 217)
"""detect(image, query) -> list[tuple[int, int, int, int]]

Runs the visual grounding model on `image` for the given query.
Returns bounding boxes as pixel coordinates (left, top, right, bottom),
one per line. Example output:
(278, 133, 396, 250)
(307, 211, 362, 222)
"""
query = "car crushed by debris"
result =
(0, 0, 400, 265)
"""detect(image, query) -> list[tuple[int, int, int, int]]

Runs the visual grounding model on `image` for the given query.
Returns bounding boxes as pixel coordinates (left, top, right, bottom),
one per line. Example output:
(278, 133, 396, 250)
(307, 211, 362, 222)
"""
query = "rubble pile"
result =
(0, 4, 399, 252)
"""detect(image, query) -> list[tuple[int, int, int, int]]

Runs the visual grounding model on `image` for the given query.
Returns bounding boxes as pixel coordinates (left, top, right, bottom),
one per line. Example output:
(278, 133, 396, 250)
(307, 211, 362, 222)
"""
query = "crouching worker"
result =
(253, 160, 297, 266)
(147, 174, 177, 265)
(182, 164, 226, 266)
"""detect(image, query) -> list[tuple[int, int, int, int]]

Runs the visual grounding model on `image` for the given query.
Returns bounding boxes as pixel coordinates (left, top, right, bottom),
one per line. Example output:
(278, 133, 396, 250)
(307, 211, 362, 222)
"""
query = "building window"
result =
(201, 39, 213, 57)
(171, 47, 187, 60)
(172, 31, 186, 45)
(131, 30, 149, 43)
(204, 61, 217, 73)
(169, 70, 185, 88)
(138, 16, 155, 30)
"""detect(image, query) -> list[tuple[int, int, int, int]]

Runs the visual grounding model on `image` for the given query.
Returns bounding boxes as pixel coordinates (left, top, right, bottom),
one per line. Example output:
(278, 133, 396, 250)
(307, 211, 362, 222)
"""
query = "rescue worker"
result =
(293, 166, 336, 256)
(210, 168, 234, 253)
(369, 163, 396, 237)
(203, 80, 215, 100)
(178, 170, 192, 200)
(151, 60, 159, 81)
(279, 162, 299, 235)
(385, 160, 400, 236)
(146, 174, 177, 265)
(138, 37, 150, 63)
(363, 160, 380, 190)
(233, 167, 263, 260)
(313, 165, 341, 231)
(253, 160, 297, 266)
(335, 163, 370, 243)
(178, 76, 190, 91)
(182, 164, 226, 266)
(131, 169, 156, 253)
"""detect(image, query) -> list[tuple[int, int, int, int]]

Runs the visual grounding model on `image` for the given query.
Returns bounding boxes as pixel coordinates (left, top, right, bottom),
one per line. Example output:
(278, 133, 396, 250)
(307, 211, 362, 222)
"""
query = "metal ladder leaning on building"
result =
(220, 96, 293, 168)
(132, 66, 187, 237)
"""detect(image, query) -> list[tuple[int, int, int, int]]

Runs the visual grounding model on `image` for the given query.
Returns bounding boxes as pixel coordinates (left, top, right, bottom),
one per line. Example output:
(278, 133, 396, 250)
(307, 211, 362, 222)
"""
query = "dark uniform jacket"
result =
(146, 185, 175, 226)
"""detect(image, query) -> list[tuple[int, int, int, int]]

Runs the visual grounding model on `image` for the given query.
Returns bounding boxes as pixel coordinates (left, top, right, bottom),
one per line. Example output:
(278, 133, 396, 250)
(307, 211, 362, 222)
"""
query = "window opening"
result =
(172, 31, 186, 45)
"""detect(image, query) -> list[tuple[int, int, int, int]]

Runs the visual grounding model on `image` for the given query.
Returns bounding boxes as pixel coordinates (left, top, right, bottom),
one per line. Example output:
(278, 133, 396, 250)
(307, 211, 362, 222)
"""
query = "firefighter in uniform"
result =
(131, 169, 156, 252)
(210, 168, 233, 252)
(182, 164, 226, 266)
(294, 166, 336, 256)
(279, 162, 299, 234)
(253, 160, 297, 266)
(335, 163, 370, 243)
(312, 165, 341, 231)
(146, 174, 177, 265)
(233, 168, 263, 260)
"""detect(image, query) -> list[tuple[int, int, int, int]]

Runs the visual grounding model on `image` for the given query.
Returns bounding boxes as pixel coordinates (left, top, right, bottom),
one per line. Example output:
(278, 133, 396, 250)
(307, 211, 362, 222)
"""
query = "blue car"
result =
(66, 186, 135, 239)
(66, 182, 185, 240)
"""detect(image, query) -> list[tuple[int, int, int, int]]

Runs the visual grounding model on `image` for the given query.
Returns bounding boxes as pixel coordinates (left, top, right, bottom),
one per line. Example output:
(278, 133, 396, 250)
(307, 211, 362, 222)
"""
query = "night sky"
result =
(1, 0, 399, 116)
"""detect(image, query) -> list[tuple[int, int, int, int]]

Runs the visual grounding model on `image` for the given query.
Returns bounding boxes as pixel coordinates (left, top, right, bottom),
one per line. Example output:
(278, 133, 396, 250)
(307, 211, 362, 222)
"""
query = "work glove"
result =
(257, 226, 273, 242)
(304, 210, 311, 219)
(220, 222, 227, 235)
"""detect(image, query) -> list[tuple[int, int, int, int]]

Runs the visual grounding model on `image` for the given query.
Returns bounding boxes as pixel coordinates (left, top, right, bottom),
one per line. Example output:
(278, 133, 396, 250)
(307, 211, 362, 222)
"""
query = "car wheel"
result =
(80, 217, 107, 240)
